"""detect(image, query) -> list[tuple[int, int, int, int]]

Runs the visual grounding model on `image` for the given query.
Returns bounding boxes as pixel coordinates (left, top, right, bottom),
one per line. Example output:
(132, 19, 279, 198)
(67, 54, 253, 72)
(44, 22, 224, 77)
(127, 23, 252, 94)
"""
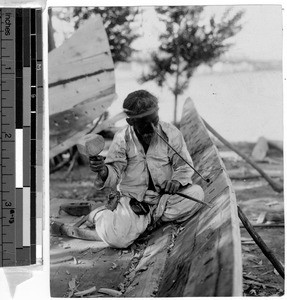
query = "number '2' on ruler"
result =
(0, 8, 43, 267)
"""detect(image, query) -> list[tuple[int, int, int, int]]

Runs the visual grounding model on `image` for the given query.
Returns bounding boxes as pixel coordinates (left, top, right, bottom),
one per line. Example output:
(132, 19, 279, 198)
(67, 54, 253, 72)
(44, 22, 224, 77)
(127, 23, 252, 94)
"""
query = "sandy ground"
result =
(50, 141, 284, 297)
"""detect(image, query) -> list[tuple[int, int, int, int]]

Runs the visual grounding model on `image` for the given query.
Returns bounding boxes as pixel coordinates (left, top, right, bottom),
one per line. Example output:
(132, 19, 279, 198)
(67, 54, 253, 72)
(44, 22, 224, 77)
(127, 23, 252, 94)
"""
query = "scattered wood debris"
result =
(80, 247, 90, 254)
(243, 274, 264, 282)
(241, 237, 255, 245)
(67, 276, 78, 298)
(51, 255, 74, 265)
(261, 270, 273, 276)
(68, 277, 77, 290)
(98, 288, 122, 297)
(73, 257, 79, 265)
(74, 286, 97, 297)
(244, 279, 282, 290)
(256, 212, 266, 224)
(109, 262, 118, 270)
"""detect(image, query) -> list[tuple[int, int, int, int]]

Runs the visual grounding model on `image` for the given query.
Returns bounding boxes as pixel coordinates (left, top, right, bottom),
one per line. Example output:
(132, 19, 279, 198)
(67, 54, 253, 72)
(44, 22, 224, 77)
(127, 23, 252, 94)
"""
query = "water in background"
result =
(109, 62, 283, 142)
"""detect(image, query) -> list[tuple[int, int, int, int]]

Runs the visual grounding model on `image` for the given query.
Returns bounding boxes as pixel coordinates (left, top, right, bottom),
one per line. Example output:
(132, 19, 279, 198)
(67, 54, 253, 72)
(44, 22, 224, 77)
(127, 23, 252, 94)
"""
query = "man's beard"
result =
(141, 132, 154, 144)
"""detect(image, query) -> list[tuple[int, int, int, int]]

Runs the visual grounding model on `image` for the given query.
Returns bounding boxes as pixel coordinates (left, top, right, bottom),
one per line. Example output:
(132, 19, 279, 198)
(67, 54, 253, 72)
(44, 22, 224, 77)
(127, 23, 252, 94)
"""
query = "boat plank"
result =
(49, 72, 115, 115)
(50, 95, 113, 137)
(124, 226, 173, 297)
(50, 111, 126, 158)
(49, 15, 116, 157)
(48, 16, 111, 84)
(157, 98, 242, 296)
(157, 216, 200, 297)
(50, 94, 114, 147)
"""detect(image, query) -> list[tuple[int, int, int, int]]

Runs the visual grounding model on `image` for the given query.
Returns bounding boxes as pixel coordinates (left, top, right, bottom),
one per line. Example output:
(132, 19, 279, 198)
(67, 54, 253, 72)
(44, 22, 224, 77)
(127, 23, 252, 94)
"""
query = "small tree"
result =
(72, 7, 140, 64)
(140, 6, 244, 123)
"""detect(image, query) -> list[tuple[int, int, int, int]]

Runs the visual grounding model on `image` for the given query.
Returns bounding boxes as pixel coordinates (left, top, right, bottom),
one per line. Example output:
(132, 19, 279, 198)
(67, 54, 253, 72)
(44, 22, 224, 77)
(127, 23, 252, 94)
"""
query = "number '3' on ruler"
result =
(0, 8, 43, 267)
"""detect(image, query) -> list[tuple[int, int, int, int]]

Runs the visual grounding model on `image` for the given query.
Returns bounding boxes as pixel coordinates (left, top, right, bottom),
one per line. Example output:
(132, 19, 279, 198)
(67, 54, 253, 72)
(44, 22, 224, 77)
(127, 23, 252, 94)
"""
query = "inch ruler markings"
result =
(0, 8, 43, 267)
(1, 8, 16, 267)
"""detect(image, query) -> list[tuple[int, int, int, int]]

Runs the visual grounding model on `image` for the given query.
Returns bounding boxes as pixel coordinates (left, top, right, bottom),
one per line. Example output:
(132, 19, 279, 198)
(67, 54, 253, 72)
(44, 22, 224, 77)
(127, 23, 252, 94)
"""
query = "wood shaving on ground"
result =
(243, 274, 264, 282)
(74, 286, 97, 297)
(51, 255, 74, 265)
(244, 279, 282, 290)
(67, 276, 79, 298)
(109, 262, 118, 270)
(73, 257, 79, 265)
(80, 247, 90, 254)
(261, 270, 274, 276)
(98, 288, 122, 297)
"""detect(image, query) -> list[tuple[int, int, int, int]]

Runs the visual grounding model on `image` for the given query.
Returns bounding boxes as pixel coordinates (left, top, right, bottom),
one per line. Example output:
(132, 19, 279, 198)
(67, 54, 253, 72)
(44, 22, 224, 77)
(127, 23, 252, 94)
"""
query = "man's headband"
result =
(123, 106, 159, 119)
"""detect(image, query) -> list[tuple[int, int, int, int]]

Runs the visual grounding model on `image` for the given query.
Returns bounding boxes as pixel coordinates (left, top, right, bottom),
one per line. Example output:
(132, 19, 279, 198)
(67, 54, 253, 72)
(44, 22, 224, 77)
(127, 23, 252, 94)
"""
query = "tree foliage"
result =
(72, 7, 140, 64)
(140, 6, 244, 123)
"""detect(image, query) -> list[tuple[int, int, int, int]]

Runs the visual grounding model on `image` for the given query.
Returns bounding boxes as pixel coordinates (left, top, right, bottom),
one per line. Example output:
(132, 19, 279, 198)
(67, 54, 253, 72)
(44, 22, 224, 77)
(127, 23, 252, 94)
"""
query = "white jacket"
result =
(95, 121, 194, 201)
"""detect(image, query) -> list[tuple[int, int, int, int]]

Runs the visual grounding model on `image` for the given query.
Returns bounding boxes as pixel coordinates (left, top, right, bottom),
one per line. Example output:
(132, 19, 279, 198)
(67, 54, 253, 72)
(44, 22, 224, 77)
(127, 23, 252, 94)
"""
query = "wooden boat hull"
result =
(158, 97, 243, 296)
(49, 15, 116, 158)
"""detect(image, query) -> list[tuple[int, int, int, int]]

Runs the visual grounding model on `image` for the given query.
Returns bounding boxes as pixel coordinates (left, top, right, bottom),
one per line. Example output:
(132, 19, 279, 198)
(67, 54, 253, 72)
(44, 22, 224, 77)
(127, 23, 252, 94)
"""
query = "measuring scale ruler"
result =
(0, 8, 43, 267)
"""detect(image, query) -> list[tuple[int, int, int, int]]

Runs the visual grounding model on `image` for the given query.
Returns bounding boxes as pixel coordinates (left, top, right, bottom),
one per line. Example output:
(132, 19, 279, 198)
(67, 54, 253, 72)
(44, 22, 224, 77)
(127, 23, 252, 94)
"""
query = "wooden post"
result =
(238, 206, 284, 279)
(202, 119, 283, 193)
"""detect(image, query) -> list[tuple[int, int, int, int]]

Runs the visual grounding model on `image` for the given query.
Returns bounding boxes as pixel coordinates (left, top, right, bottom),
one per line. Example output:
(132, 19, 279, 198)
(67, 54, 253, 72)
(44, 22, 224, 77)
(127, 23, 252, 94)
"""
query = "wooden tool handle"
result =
(89, 154, 104, 161)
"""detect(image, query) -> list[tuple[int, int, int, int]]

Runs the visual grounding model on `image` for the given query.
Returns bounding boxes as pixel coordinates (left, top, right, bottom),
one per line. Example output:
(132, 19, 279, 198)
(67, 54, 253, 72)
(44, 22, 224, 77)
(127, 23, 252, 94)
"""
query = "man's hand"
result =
(89, 155, 108, 181)
(162, 180, 181, 194)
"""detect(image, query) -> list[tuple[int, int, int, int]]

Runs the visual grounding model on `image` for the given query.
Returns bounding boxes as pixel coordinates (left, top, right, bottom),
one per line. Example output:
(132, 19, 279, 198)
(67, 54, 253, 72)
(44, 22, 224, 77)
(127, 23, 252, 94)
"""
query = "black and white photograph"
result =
(48, 5, 284, 297)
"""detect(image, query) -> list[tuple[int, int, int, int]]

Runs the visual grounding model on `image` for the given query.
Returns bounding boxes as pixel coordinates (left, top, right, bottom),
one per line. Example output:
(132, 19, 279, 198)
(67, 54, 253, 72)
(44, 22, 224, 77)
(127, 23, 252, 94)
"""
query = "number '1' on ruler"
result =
(0, 8, 43, 267)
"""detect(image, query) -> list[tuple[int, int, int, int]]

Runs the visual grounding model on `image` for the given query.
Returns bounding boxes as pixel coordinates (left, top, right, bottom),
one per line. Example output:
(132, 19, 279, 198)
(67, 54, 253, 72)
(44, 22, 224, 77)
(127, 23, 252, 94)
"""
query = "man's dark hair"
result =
(123, 90, 158, 116)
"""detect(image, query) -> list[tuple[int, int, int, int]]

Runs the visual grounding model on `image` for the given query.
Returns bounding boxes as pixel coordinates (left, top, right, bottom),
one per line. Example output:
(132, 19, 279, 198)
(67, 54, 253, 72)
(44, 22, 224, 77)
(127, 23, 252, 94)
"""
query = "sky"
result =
(131, 5, 283, 61)
(53, 5, 283, 62)
(224, 5, 282, 61)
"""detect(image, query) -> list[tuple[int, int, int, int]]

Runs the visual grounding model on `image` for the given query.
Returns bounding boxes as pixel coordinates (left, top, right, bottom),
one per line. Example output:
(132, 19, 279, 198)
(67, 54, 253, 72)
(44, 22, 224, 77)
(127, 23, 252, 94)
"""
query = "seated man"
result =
(87, 90, 204, 248)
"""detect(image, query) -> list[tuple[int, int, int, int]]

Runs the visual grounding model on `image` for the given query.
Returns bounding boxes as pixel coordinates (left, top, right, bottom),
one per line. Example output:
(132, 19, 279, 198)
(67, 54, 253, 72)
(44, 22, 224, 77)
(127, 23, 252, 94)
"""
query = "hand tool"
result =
(77, 133, 105, 158)
(77, 133, 120, 211)
(175, 192, 212, 208)
(151, 123, 210, 183)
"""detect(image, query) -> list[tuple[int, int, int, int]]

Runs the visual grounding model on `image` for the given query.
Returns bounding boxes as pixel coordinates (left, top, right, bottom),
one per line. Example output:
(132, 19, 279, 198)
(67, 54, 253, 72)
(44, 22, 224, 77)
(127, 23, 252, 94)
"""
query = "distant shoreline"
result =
(111, 67, 283, 143)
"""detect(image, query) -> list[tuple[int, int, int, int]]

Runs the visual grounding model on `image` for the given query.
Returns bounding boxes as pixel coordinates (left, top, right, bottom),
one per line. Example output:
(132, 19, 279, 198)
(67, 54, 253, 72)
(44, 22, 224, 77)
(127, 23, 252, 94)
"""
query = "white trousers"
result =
(94, 184, 204, 248)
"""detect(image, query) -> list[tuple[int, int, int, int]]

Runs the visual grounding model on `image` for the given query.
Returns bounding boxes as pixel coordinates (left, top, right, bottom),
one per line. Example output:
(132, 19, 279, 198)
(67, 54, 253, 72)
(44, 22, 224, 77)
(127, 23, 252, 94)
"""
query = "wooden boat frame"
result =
(160, 97, 242, 296)
(49, 15, 116, 158)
